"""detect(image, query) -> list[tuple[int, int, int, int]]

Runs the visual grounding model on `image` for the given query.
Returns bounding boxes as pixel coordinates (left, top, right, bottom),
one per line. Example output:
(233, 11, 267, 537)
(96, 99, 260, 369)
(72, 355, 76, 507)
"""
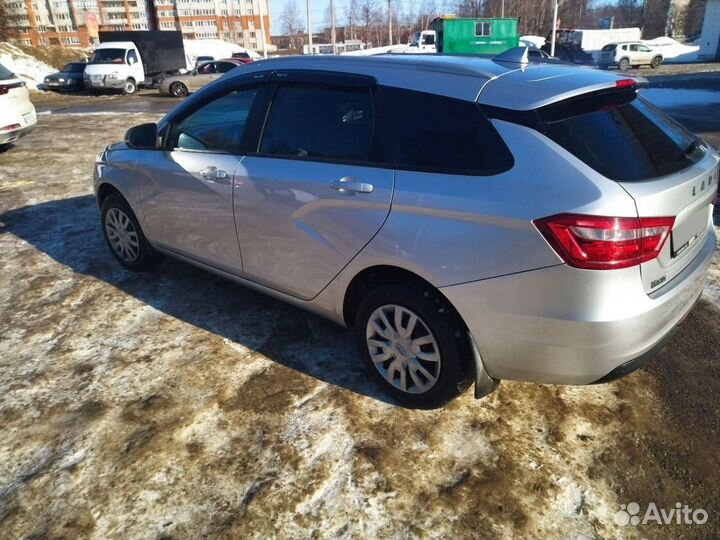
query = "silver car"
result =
(94, 54, 718, 407)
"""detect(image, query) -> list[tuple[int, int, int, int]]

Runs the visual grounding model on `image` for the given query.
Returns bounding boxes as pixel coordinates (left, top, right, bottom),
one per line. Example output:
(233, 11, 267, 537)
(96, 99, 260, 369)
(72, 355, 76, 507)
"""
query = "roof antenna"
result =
(493, 46, 529, 65)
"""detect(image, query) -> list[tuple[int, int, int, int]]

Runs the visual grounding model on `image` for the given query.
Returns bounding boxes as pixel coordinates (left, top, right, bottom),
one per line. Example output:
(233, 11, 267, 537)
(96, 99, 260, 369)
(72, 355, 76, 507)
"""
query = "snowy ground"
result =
(0, 81, 719, 539)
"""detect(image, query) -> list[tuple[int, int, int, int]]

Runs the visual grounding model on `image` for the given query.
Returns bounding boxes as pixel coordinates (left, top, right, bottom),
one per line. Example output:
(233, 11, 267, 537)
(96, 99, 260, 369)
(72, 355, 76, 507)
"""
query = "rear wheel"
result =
(101, 193, 162, 271)
(618, 58, 630, 70)
(170, 81, 188, 97)
(355, 284, 473, 408)
(651, 55, 662, 68)
(123, 79, 137, 95)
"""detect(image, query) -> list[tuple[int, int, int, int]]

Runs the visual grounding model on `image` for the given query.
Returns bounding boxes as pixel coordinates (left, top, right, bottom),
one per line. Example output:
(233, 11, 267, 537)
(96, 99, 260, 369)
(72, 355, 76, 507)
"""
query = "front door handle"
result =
(330, 176, 373, 194)
(199, 166, 228, 181)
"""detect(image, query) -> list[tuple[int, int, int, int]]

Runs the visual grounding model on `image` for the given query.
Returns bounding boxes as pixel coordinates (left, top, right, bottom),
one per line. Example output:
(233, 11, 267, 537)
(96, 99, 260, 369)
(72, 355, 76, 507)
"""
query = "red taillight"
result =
(0, 123, 21, 133)
(616, 79, 637, 89)
(534, 214, 675, 270)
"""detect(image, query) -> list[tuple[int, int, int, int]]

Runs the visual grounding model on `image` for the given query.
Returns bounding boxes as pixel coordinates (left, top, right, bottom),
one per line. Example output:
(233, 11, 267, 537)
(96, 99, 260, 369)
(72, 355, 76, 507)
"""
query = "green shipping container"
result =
(431, 17, 520, 55)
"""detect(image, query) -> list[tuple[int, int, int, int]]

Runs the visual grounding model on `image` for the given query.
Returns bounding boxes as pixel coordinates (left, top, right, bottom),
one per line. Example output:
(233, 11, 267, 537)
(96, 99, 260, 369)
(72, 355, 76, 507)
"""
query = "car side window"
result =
(198, 63, 216, 75)
(380, 86, 514, 175)
(168, 87, 258, 152)
(259, 84, 374, 161)
(638, 45, 651, 52)
(216, 62, 236, 73)
(127, 49, 138, 64)
(621, 45, 627, 51)
(630, 44, 638, 51)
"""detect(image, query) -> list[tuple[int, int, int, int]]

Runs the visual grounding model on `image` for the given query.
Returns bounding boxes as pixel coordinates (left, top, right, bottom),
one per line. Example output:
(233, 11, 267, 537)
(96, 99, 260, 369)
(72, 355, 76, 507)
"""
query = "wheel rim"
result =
(172, 83, 186, 97)
(125, 81, 135, 93)
(105, 208, 140, 262)
(366, 304, 441, 394)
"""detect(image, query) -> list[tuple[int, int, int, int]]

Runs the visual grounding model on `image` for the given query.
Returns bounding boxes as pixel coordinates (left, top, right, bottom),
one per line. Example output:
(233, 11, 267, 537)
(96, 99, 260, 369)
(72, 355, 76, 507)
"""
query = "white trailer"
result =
(570, 28, 642, 61)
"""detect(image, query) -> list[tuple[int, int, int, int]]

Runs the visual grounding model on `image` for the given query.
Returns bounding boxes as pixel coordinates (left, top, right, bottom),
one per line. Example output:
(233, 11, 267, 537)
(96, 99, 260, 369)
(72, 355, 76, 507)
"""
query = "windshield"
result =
(90, 49, 127, 64)
(410, 32, 420, 46)
(0, 62, 15, 80)
(601, 44, 616, 51)
(64, 63, 86, 73)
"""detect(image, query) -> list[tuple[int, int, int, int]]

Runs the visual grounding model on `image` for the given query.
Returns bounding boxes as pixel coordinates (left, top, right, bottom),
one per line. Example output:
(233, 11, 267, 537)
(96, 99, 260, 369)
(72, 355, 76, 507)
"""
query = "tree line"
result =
(278, 0, 708, 51)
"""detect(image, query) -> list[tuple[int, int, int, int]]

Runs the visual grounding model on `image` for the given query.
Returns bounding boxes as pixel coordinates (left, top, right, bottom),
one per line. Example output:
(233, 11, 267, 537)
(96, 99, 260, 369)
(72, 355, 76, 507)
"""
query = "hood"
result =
(46, 71, 83, 81)
(84, 64, 128, 76)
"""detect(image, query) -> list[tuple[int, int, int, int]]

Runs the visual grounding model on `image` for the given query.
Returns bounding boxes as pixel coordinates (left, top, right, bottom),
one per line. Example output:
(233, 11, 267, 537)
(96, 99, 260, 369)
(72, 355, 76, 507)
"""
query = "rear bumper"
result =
(441, 228, 716, 385)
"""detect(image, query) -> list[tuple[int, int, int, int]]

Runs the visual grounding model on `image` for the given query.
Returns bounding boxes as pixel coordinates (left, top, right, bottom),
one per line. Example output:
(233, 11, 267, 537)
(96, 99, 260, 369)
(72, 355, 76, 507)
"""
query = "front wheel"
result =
(101, 193, 162, 271)
(123, 79, 137, 95)
(355, 284, 473, 408)
(651, 56, 663, 68)
(170, 81, 188, 97)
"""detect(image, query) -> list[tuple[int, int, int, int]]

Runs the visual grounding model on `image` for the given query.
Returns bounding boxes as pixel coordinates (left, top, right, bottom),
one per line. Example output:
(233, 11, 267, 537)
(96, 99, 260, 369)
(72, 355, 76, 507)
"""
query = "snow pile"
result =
(182, 39, 260, 69)
(520, 35, 546, 49)
(0, 42, 55, 88)
(641, 36, 699, 63)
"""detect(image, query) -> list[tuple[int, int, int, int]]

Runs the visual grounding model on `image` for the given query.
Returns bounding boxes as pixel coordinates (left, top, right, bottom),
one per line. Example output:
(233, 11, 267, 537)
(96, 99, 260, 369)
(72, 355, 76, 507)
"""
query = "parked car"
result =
(194, 55, 214, 67)
(0, 62, 37, 149)
(43, 61, 87, 92)
(95, 54, 718, 407)
(159, 59, 246, 97)
(598, 41, 663, 70)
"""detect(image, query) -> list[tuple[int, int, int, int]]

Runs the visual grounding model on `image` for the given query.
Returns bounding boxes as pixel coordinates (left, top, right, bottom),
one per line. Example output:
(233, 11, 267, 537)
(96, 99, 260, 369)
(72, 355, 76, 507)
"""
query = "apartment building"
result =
(3, 0, 270, 50)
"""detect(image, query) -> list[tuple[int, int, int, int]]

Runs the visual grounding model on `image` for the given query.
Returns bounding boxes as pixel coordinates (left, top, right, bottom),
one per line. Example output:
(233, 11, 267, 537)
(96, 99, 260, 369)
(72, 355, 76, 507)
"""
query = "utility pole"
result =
(331, 0, 337, 54)
(387, 0, 392, 46)
(550, 0, 559, 57)
(501, 0, 504, 18)
(258, 0, 267, 58)
(307, 0, 313, 54)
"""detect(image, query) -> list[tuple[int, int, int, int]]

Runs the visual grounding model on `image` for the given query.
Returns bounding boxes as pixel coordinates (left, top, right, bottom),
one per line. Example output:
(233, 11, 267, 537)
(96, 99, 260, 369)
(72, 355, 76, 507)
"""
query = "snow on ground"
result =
(641, 88, 720, 108)
(182, 39, 260, 69)
(0, 42, 54, 89)
(642, 36, 700, 63)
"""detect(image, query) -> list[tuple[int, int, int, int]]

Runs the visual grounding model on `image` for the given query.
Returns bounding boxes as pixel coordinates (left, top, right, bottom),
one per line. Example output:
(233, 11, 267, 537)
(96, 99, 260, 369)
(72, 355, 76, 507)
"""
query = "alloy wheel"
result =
(366, 304, 441, 394)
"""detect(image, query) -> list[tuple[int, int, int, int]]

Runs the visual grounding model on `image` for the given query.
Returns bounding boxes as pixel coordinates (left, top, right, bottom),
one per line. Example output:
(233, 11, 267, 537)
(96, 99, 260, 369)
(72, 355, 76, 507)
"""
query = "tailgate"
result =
(620, 153, 719, 294)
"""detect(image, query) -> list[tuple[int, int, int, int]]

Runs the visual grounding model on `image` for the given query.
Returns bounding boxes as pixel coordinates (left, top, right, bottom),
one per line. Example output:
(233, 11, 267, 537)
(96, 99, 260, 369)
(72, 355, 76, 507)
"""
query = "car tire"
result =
(618, 58, 630, 70)
(100, 193, 162, 271)
(651, 56, 662, 68)
(354, 284, 474, 409)
(170, 81, 189, 97)
(123, 79, 137, 95)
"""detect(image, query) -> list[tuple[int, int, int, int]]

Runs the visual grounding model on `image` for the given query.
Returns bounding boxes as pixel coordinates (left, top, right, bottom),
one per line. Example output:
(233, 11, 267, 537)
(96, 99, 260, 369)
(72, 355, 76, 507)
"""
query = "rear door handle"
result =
(199, 166, 228, 181)
(330, 176, 373, 194)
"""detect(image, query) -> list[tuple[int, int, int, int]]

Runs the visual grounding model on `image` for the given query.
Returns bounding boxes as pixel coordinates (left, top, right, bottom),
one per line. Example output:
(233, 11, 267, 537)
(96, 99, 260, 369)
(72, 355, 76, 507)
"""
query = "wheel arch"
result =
(96, 182, 123, 208)
(342, 265, 467, 331)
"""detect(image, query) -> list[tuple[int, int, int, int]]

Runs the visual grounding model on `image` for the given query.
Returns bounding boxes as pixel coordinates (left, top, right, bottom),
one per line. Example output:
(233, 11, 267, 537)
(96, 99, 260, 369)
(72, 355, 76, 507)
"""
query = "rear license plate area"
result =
(671, 206, 709, 258)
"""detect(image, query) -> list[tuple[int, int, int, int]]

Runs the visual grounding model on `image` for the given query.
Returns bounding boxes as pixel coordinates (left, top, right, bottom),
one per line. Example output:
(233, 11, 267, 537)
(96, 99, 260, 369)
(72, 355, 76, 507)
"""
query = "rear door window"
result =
(539, 92, 704, 181)
(260, 85, 374, 161)
(380, 86, 514, 175)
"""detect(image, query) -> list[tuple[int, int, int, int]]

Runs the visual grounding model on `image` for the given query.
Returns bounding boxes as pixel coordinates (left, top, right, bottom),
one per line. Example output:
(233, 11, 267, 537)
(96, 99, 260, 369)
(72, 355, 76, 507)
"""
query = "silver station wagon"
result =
(94, 52, 718, 407)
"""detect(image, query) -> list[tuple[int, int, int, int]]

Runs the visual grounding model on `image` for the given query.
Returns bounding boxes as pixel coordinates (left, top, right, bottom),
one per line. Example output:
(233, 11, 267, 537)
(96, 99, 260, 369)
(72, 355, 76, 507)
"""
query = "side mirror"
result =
(125, 122, 158, 149)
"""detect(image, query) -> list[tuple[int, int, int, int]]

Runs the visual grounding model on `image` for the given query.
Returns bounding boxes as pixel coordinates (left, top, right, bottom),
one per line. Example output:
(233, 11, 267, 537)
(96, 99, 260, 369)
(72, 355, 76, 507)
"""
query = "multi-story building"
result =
(3, 0, 270, 51)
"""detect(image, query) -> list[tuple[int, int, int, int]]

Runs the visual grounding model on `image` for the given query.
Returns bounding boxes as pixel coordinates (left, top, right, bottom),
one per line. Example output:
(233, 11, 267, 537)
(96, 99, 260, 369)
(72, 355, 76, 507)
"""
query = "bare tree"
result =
(358, 0, 380, 44)
(279, 0, 304, 50)
(346, 0, 359, 40)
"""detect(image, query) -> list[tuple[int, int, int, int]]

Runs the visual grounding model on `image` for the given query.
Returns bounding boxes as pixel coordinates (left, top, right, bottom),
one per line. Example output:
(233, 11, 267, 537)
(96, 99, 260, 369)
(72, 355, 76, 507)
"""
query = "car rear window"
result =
(380, 86, 514, 175)
(538, 91, 704, 181)
(0, 63, 15, 80)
